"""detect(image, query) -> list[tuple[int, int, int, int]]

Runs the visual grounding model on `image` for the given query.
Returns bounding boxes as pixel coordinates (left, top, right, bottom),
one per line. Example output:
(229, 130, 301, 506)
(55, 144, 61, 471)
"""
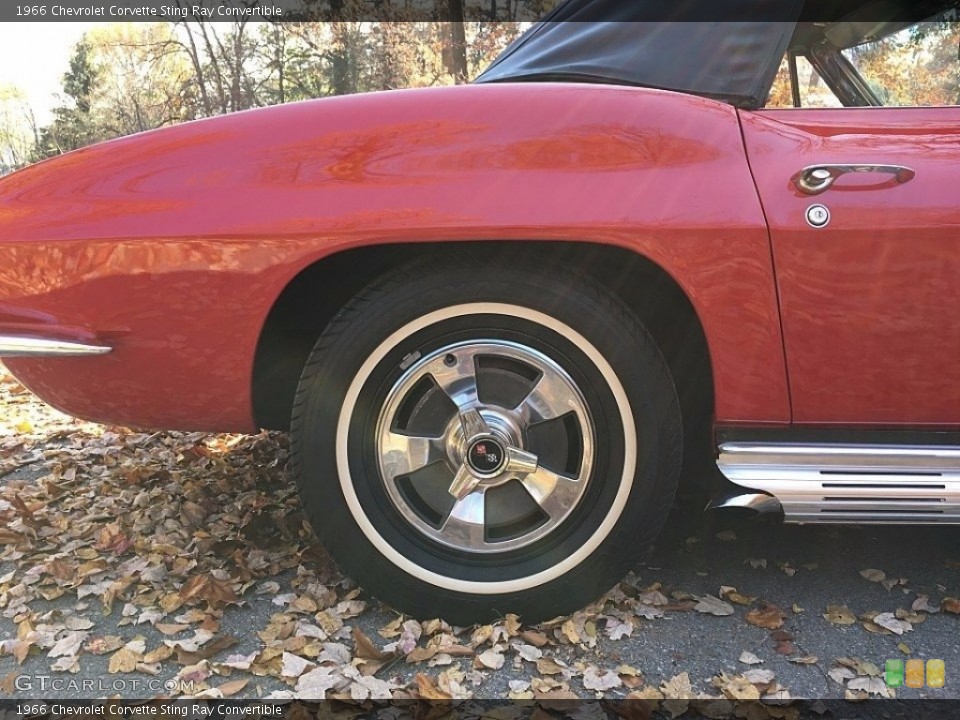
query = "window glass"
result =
(766, 55, 844, 108)
(841, 17, 960, 106)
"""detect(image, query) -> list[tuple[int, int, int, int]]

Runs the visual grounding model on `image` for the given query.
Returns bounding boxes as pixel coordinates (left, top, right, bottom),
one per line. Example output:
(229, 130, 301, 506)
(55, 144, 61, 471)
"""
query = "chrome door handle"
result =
(793, 164, 915, 195)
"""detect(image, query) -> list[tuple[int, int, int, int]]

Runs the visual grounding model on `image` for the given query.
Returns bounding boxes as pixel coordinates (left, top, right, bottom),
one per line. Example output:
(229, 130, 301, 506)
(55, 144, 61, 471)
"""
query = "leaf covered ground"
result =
(1, 363, 959, 712)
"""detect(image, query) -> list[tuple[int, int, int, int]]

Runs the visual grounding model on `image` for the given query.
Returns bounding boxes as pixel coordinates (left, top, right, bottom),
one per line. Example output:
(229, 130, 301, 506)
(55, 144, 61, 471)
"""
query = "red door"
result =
(740, 107, 960, 426)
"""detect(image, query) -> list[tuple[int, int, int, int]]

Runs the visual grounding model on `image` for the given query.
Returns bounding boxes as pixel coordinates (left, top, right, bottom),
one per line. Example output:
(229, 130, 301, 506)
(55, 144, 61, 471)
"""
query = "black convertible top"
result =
(475, 0, 957, 108)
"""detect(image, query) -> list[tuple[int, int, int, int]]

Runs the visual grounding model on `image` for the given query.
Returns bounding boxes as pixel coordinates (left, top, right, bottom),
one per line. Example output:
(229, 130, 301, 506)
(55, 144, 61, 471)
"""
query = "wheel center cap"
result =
(466, 437, 506, 476)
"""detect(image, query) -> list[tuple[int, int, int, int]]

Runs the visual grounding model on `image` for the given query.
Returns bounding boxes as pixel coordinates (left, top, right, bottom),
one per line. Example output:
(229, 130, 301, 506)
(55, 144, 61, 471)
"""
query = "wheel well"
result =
(252, 242, 715, 475)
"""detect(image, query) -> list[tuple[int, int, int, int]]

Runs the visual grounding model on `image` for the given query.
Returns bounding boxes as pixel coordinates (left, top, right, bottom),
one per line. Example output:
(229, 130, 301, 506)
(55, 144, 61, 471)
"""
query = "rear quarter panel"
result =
(0, 83, 788, 431)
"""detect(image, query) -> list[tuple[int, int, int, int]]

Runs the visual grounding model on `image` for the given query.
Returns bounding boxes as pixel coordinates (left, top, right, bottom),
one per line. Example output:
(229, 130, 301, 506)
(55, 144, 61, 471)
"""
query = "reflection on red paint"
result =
(1, 84, 787, 431)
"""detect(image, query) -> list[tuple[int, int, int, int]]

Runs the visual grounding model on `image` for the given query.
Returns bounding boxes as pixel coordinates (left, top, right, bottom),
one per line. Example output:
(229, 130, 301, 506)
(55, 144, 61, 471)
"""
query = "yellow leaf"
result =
(108, 647, 141, 674)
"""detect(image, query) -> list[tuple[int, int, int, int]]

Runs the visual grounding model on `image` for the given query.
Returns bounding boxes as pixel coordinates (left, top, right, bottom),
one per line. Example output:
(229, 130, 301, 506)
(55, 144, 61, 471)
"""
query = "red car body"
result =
(0, 83, 957, 434)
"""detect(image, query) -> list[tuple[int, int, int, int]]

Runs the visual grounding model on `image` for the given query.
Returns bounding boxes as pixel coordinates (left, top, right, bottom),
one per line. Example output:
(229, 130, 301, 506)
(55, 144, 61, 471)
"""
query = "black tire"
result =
(290, 252, 682, 624)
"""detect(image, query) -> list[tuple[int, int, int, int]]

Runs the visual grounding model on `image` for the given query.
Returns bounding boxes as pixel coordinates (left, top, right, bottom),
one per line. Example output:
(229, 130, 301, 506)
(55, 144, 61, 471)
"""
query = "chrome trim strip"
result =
(717, 442, 960, 525)
(705, 491, 782, 514)
(0, 334, 112, 358)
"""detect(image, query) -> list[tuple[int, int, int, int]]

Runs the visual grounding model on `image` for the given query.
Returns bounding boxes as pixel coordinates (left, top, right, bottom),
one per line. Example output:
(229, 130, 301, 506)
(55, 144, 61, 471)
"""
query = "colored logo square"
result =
(927, 659, 945, 688)
(905, 658, 925, 688)
(885, 659, 904, 687)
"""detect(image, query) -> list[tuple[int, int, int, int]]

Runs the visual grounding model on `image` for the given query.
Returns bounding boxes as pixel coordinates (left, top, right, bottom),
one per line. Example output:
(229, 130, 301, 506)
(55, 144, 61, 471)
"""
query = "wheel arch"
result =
(252, 241, 715, 469)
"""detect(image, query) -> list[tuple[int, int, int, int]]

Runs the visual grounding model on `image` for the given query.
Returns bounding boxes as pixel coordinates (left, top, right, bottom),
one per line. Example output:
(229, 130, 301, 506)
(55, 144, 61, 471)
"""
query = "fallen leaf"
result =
(824, 604, 857, 625)
(537, 657, 566, 675)
(720, 586, 756, 606)
(848, 676, 894, 697)
(695, 595, 735, 617)
(49, 631, 88, 658)
(415, 672, 452, 700)
(280, 652, 312, 678)
(352, 627, 393, 662)
(583, 666, 622, 691)
(872, 612, 912, 635)
(739, 651, 763, 665)
(179, 575, 239, 606)
(911, 595, 939, 614)
(829, 667, 855, 684)
(476, 648, 505, 670)
(295, 667, 340, 699)
(108, 646, 141, 674)
(216, 678, 249, 697)
(743, 669, 775, 685)
(713, 672, 759, 701)
(941, 597, 960, 614)
(520, 629, 549, 647)
(745, 602, 786, 629)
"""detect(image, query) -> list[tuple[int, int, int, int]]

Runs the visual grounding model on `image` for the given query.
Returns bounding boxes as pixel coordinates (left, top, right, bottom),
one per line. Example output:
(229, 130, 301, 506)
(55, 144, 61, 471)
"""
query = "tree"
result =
(38, 40, 101, 156)
(445, 1, 469, 84)
(0, 85, 38, 172)
(85, 23, 196, 135)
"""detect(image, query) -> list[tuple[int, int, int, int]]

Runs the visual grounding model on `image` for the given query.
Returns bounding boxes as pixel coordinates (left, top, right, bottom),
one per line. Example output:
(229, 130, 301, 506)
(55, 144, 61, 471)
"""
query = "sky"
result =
(0, 22, 99, 125)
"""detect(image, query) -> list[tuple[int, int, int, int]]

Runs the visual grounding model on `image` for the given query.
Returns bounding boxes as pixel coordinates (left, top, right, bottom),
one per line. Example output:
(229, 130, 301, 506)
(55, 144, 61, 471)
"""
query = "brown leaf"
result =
(84, 636, 125, 655)
(1, 670, 19, 694)
(537, 657, 566, 675)
(415, 673, 452, 700)
(520, 629, 549, 647)
(176, 634, 237, 664)
(179, 575, 239, 606)
(407, 646, 438, 663)
(216, 678, 249, 697)
(720, 586, 757, 606)
(824, 604, 857, 625)
(745, 602, 786, 630)
(560, 619, 580, 644)
(155, 623, 190, 636)
(108, 647, 141, 674)
(95, 523, 133, 554)
(0, 529, 24, 545)
(941, 597, 960, 614)
(352, 627, 393, 662)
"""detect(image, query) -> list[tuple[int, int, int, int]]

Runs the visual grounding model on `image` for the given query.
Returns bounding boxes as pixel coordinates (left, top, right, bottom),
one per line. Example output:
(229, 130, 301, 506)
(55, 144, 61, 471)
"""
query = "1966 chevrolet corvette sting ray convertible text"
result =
(1, 0, 958, 622)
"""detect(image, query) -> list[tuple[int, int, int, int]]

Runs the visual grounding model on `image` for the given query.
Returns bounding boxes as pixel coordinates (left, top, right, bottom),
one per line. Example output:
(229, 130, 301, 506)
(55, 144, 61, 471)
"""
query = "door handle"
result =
(793, 164, 916, 195)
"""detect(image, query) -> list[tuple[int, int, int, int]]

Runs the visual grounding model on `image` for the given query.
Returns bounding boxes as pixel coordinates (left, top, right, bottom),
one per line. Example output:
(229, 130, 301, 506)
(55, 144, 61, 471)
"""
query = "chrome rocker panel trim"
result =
(0, 334, 112, 358)
(717, 442, 960, 524)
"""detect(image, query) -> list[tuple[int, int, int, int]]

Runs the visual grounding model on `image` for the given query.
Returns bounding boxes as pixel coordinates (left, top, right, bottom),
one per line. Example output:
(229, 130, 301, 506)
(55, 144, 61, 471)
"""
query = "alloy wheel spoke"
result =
(517, 368, 581, 423)
(422, 347, 480, 409)
(521, 466, 582, 520)
(380, 431, 445, 481)
(438, 492, 486, 548)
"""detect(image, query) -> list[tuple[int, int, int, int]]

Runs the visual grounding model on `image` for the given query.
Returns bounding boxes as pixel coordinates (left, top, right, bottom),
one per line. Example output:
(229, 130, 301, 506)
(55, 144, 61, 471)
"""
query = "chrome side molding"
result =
(0, 334, 112, 358)
(705, 490, 782, 515)
(717, 442, 960, 524)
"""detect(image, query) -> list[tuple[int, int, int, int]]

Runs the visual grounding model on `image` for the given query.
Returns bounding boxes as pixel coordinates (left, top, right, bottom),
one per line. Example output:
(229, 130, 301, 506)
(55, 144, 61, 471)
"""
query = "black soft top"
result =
(475, 0, 957, 108)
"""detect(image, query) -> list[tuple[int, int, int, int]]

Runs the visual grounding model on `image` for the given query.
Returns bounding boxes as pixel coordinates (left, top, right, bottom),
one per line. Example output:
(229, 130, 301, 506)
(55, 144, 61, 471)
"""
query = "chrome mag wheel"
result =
(375, 340, 595, 553)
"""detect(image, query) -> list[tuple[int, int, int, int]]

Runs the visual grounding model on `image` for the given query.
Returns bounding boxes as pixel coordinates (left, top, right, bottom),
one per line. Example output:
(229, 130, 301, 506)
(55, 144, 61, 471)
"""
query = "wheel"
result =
(291, 253, 682, 624)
